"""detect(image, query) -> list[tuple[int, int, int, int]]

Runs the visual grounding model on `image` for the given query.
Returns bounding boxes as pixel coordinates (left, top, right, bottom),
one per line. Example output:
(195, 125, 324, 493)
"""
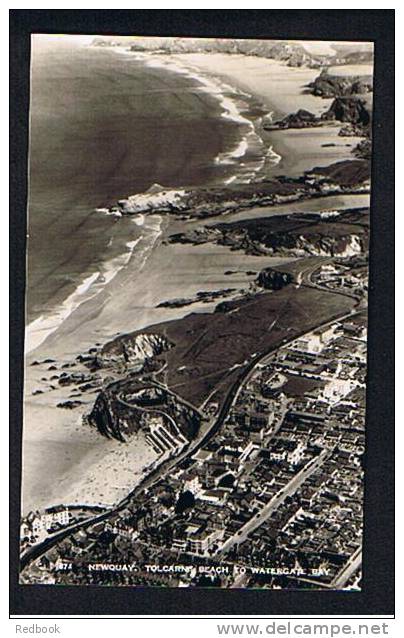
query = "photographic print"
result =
(20, 34, 373, 590)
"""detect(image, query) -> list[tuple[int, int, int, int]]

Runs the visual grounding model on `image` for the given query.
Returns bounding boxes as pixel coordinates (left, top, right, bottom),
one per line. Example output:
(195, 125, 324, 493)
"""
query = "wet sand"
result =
(22, 48, 371, 516)
(27, 41, 241, 325)
(172, 54, 333, 118)
(22, 192, 369, 514)
(171, 53, 363, 177)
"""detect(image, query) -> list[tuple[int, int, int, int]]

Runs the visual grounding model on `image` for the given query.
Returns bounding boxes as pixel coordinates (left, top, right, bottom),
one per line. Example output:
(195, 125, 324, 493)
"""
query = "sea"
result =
(26, 37, 264, 352)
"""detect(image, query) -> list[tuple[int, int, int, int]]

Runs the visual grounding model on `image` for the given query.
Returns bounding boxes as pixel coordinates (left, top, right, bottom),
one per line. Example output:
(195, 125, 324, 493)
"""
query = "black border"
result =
(10, 9, 395, 617)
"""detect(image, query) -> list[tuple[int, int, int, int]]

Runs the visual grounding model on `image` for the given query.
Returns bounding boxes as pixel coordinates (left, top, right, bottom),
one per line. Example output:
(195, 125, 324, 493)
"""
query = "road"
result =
(20, 508, 113, 571)
(116, 393, 181, 435)
(331, 546, 362, 589)
(284, 546, 362, 590)
(297, 258, 361, 302)
(216, 448, 330, 557)
(20, 306, 363, 574)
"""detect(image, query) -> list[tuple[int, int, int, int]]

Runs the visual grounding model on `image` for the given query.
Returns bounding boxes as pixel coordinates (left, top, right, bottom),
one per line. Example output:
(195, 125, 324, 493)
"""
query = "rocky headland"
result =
(92, 37, 373, 71)
(309, 69, 373, 98)
(168, 206, 370, 259)
(100, 158, 370, 222)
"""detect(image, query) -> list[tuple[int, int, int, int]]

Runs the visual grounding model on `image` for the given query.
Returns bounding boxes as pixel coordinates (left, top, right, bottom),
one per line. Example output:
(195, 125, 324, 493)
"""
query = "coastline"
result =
(26, 42, 247, 331)
(26, 48, 367, 356)
(22, 47, 371, 516)
(26, 47, 268, 358)
(112, 48, 271, 185)
(22, 192, 369, 514)
(166, 53, 366, 178)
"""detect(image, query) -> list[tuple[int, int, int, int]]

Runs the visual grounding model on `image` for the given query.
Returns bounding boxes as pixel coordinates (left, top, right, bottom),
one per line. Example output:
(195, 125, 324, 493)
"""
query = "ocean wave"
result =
(266, 144, 282, 166)
(26, 271, 101, 354)
(215, 136, 249, 166)
(25, 232, 152, 355)
(132, 214, 145, 226)
(131, 54, 268, 185)
(95, 207, 122, 218)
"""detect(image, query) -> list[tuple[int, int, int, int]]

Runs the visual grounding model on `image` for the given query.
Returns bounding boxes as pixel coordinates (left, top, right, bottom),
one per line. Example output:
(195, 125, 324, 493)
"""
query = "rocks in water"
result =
(57, 400, 82, 409)
(354, 138, 372, 160)
(264, 96, 372, 133)
(58, 372, 98, 387)
(264, 108, 318, 130)
(31, 358, 56, 366)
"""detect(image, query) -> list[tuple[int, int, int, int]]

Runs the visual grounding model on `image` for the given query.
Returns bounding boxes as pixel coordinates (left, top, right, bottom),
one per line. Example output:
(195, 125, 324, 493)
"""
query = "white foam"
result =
(139, 55, 267, 183)
(109, 48, 280, 186)
(95, 207, 122, 218)
(215, 137, 249, 166)
(132, 214, 145, 226)
(266, 145, 282, 165)
(224, 175, 238, 185)
(26, 271, 101, 354)
(25, 235, 146, 355)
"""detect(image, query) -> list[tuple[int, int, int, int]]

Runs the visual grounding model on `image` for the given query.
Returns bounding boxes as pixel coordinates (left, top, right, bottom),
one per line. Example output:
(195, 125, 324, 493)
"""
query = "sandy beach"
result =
(172, 54, 333, 117)
(170, 53, 363, 178)
(22, 192, 368, 514)
(22, 48, 370, 516)
(22, 214, 286, 513)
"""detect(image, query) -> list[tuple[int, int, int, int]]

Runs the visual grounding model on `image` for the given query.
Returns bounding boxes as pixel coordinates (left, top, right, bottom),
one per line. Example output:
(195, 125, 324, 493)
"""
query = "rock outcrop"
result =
(305, 159, 370, 187)
(256, 268, 293, 290)
(99, 333, 172, 367)
(323, 96, 372, 127)
(264, 109, 318, 130)
(310, 72, 373, 98)
(169, 207, 369, 260)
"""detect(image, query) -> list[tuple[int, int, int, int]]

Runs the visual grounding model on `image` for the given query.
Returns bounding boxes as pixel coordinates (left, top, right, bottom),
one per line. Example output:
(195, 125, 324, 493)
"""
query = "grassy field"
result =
(116, 283, 356, 410)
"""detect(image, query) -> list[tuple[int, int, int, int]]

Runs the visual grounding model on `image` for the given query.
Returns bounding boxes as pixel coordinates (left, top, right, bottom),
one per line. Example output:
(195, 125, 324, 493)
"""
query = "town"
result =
(21, 307, 366, 590)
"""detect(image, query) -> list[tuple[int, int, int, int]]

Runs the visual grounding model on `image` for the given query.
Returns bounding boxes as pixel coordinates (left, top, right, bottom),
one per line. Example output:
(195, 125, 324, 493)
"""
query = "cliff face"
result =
(89, 393, 127, 442)
(323, 97, 372, 127)
(88, 382, 201, 443)
(99, 333, 172, 367)
(127, 38, 327, 68)
(291, 233, 364, 258)
(236, 228, 366, 258)
(92, 37, 373, 71)
(170, 207, 369, 260)
(306, 159, 370, 187)
(310, 72, 373, 98)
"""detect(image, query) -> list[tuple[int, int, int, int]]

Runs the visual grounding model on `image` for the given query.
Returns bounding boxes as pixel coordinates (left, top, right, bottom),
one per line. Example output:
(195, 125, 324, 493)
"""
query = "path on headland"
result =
(21, 232, 367, 572)
(20, 296, 364, 574)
